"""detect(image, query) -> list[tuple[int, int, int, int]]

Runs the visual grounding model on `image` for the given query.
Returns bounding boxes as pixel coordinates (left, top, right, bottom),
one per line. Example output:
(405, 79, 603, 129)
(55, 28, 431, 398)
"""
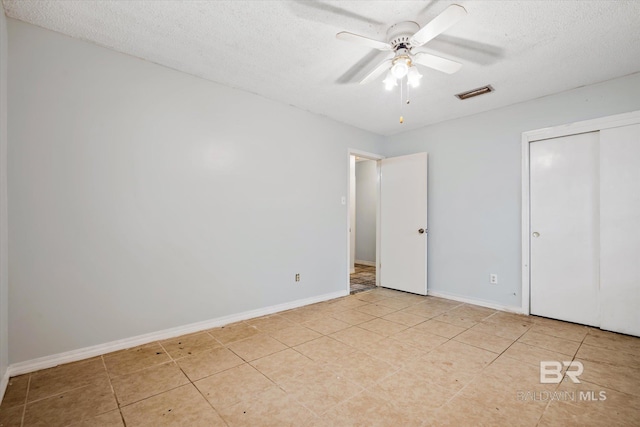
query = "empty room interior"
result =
(0, 1, 639, 426)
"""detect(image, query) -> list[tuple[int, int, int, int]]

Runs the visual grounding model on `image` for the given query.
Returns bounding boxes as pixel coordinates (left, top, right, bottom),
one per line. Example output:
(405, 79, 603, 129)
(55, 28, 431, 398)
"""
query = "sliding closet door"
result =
(600, 124, 640, 336)
(529, 132, 600, 326)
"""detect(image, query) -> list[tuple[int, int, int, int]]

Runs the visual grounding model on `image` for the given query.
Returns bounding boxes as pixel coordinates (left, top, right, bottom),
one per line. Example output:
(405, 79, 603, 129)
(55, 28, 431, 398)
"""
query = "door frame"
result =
(347, 149, 385, 294)
(521, 110, 640, 315)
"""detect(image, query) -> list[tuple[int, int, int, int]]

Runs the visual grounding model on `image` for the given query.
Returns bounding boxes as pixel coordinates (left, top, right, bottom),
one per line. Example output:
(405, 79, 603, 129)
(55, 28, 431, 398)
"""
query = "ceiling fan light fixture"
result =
(383, 71, 397, 91)
(391, 58, 410, 79)
(407, 66, 422, 88)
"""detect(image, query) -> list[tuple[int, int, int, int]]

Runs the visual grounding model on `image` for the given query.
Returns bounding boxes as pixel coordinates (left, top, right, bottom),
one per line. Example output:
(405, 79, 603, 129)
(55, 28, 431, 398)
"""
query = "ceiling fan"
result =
(336, 4, 467, 89)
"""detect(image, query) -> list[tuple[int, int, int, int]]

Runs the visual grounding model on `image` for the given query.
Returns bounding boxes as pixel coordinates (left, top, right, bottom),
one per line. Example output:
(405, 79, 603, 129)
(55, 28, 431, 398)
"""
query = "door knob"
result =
(418, 228, 425, 234)
(532, 232, 540, 238)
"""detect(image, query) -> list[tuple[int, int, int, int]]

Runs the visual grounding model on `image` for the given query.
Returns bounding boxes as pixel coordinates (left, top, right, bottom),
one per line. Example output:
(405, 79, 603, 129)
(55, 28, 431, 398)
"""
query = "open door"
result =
(380, 152, 428, 295)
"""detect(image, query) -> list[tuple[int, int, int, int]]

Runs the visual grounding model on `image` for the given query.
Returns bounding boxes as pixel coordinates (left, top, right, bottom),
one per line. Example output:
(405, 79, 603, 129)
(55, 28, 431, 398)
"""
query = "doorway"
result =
(347, 150, 383, 294)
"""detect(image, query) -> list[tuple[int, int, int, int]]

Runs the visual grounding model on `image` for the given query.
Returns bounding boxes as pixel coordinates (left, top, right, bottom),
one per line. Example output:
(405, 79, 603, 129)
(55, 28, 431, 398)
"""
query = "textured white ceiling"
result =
(3, 1, 640, 136)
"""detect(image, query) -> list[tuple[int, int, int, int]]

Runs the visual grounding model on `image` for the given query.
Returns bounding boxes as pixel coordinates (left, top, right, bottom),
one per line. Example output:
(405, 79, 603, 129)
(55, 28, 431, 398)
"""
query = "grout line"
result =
(19, 374, 30, 427)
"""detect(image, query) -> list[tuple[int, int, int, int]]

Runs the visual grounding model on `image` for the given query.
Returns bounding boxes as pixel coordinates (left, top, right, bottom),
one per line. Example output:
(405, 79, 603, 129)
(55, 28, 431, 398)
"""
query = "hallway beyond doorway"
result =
(350, 264, 376, 294)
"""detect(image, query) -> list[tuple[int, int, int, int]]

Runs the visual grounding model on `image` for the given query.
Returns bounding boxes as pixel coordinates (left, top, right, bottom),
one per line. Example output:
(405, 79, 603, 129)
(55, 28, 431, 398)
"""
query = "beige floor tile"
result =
(388, 292, 429, 305)
(431, 310, 481, 329)
(176, 347, 244, 381)
(354, 292, 388, 303)
(481, 355, 563, 392)
(28, 358, 108, 402)
(330, 326, 385, 348)
(374, 297, 412, 310)
(582, 329, 640, 354)
(434, 375, 549, 427)
(413, 319, 467, 339)
(159, 332, 221, 359)
(278, 365, 363, 415)
(355, 303, 397, 317)
(538, 380, 640, 427)
(250, 348, 314, 383)
(294, 336, 357, 363)
(111, 362, 189, 406)
(454, 328, 514, 353)
(323, 351, 399, 388)
(381, 311, 426, 327)
(518, 330, 581, 356)
(245, 314, 295, 333)
(323, 297, 369, 312)
(302, 317, 351, 335)
(371, 369, 459, 415)
(390, 327, 448, 353)
(484, 311, 535, 325)
(418, 340, 499, 380)
(268, 325, 321, 347)
(576, 342, 640, 368)
(195, 364, 275, 410)
(0, 404, 24, 427)
(1, 375, 29, 409)
(530, 322, 589, 342)
(70, 409, 124, 426)
(578, 359, 640, 395)
(218, 387, 316, 427)
(330, 309, 376, 325)
(208, 322, 260, 345)
(358, 337, 426, 367)
(120, 384, 226, 426)
(368, 288, 402, 297)
(452, 304, 497, 319)
(400, 302, 449, 319)
(103, 343, 170, 378)
(278, 307, 326, 324)
(227, 334, 288, 361)
(471, 320, 531, 340)
(323, 390, 422, 427)
(356, 318, 408, 336)
(503, 342, 574, 368)
(23, 378, 117, 427)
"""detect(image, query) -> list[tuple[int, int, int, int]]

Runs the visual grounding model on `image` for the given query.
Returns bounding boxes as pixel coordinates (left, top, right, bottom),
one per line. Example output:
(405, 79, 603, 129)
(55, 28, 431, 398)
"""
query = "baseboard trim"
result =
(0, 369, 9, 404)
(7, 289, 348, 377)
(427, 289, 525, 315)
(354, 260, 376, 267)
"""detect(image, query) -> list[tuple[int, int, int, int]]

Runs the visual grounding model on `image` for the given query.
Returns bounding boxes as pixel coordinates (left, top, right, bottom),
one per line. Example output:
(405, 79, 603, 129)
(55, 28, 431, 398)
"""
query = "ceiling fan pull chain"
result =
(399, 79, 404, 124)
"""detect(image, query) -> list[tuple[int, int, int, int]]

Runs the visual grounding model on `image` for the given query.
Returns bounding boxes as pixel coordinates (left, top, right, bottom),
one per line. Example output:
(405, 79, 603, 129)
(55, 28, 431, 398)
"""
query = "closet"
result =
(524, 112, 640, 336)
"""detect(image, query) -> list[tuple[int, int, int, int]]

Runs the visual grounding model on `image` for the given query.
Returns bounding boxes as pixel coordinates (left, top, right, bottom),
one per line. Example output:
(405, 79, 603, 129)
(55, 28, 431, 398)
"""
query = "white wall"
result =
(355, 160, 376, 264)
(382, 72, 640, 309)
(0, 9, 9, 390)
(7, 20, 383, 364)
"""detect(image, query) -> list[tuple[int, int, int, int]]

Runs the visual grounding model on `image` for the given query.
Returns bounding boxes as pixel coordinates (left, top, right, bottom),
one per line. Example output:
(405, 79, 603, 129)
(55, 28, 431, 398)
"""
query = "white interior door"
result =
(530, 132, 600, 326)
(599, 124, 640, 336)
(380, 152, 428, 295)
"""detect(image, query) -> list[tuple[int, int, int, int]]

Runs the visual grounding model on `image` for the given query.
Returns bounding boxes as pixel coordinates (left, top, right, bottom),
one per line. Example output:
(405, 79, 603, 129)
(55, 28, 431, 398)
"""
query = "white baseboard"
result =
(0, 369, 8, 404)
(7, 289, 348, 377)
(427, 289, 525, 315)
(354, 260, 376, 267)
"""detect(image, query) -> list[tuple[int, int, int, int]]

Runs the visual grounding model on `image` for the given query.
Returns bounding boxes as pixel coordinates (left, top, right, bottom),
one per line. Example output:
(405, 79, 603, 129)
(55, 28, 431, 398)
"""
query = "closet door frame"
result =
(521, 110, 640, 315)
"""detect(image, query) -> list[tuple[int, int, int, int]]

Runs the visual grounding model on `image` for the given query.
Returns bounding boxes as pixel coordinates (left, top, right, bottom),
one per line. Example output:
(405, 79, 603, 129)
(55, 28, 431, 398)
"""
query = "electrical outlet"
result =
(490, 274, 498, 284)
(295, 273, 300, 282)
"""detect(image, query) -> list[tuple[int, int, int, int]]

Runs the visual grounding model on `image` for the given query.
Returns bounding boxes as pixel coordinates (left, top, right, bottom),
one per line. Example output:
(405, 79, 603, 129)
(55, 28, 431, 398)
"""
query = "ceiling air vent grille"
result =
(455, 85, 494, 100)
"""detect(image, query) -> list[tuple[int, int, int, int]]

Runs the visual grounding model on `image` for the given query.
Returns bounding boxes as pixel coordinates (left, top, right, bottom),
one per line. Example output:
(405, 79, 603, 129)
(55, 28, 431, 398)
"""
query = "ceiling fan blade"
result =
(336, 32, 392, 51)
(409, 4, 467, 47)
(360, 58, 393, 84)
(412, 52, 462, 74)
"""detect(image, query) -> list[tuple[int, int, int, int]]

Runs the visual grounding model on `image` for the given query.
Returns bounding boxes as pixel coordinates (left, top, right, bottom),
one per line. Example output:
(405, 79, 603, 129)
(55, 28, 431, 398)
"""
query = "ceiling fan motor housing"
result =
(387, 21, 420, 50)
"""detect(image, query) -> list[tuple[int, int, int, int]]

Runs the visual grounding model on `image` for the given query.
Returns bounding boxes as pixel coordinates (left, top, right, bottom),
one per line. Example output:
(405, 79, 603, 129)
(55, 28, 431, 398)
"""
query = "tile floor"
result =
(1, 288, 639, 426)
(350, 264, 376, 294)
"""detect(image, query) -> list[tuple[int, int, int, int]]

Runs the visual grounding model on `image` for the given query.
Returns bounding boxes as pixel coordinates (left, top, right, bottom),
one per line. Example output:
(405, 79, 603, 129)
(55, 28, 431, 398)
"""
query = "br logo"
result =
(540, 361, 584, 384)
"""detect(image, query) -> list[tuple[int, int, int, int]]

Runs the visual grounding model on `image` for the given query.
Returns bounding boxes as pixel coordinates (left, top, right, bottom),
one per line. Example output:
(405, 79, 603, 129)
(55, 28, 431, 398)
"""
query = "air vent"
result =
(455, 85, 494, 100)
